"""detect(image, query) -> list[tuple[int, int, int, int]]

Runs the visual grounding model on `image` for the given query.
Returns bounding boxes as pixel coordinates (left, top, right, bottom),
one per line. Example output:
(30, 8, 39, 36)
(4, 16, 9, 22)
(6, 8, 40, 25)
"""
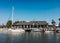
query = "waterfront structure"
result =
(0, 25, 6, 28)
(13, 21, 48, 29)
(48, 25, 54, 30)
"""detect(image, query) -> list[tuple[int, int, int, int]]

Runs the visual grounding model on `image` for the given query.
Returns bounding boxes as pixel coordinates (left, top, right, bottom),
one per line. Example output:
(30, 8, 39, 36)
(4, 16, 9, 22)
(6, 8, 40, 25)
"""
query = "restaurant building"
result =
(13, 21, 48, 28)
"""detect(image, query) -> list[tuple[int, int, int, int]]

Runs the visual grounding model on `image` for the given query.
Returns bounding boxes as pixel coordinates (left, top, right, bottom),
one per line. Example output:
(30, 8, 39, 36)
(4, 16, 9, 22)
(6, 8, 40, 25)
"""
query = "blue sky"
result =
(0, 0, 60, 25)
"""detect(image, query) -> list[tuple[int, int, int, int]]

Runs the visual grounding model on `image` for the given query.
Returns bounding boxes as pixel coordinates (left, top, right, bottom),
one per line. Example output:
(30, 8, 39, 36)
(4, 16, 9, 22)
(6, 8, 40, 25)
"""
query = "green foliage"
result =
(13, 21, 20, 24)
(51, 19, 56, 25)
(51, 19, 56, 31)
(58, 18, 60, 27)
(6, 20, 12, 28)
(59, 18, 60, 21)
(13, 21, 26, 25)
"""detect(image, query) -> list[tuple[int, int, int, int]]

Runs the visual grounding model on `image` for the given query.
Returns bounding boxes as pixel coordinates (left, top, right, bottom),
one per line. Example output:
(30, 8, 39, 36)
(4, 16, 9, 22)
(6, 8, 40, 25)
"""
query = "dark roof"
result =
(13, 21, 48, 25)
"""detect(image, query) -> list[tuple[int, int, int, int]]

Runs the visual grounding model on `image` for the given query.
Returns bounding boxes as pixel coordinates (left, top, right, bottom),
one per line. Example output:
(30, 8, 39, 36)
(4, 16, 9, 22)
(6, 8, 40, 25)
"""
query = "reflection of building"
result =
(13, 21, 48, 28)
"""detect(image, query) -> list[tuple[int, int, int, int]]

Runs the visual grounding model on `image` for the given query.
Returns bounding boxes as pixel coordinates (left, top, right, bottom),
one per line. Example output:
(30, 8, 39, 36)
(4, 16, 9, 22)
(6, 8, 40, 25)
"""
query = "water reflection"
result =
(0, 32, 60, 43)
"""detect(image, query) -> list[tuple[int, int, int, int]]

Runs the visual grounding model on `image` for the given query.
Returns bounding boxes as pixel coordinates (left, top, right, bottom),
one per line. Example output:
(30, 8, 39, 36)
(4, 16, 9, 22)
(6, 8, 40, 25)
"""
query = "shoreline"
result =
(0, 28, 60, 34)
(0, 28, 25, 34)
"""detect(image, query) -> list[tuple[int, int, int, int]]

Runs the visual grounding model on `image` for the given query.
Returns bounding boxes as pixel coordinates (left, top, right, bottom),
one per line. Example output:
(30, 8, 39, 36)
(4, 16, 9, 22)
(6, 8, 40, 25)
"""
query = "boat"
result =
(8, 28, 25, 33)
(32, 28, 41, 32)
(45, 31, 51, 33)
(25, 29, 31, 32)
(56, 30, 60, 33)
(45, 31, 53, 33)
(7, 6, 25, 33)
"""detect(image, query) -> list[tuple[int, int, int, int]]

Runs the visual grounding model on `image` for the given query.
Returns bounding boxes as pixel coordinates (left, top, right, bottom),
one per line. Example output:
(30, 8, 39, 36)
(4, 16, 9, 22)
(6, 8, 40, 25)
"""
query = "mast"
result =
(12, 0, 14, 25)
(12, 6, 14, 25)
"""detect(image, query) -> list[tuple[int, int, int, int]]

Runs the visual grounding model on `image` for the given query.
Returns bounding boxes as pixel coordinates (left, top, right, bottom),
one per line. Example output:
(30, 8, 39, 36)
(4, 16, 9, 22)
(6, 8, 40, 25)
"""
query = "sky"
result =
(0, 0, 60, 25)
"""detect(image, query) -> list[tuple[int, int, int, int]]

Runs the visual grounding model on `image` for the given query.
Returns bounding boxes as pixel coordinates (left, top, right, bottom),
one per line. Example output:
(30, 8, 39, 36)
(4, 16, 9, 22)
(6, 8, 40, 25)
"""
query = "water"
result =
(0, 32, 60, 43)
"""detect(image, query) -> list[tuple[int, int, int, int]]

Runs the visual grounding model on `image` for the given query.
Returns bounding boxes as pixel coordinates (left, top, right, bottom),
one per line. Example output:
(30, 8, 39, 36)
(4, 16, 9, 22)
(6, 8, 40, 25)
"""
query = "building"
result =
(13, 21, 48, 28)
(0, 25, 6, 28)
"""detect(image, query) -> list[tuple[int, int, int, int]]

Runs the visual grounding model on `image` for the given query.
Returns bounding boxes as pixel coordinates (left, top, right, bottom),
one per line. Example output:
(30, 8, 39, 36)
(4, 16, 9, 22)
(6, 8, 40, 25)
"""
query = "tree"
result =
(58, 18, 60, 27)
(6, 20, 12, 28)
(51, 19, 56, 25)
(13, 21, 20, 24)
(13, 21, 26, 24)
(51, 19, 56, 31)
